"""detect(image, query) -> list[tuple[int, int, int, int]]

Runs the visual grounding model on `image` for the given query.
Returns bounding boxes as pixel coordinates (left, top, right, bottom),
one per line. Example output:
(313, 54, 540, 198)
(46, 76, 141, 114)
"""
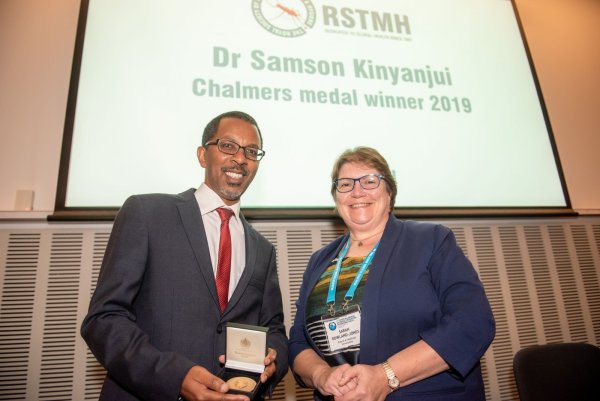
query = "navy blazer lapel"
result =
(360, 215, 404, 363)
(304, 235, 348, 305)
(368, 215, 404, 282)
(176, 189, 220, 307)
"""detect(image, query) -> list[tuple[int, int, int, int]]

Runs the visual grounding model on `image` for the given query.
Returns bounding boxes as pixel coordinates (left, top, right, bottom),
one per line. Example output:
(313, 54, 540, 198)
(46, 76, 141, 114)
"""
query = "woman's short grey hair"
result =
(330, 146, 397, 212)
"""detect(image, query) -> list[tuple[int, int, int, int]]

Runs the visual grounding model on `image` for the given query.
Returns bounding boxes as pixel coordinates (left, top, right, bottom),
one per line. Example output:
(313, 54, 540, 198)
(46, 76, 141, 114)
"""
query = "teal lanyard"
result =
(326, 238, 379, 313)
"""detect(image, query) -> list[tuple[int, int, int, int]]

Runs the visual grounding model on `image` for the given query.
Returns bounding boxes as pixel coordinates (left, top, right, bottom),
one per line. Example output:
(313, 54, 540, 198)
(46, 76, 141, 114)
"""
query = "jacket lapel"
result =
(225, 215, 255, 313)
(176, 189, 220, 309)
(305, 235, 348, 301)
(359, 215, 404, 363)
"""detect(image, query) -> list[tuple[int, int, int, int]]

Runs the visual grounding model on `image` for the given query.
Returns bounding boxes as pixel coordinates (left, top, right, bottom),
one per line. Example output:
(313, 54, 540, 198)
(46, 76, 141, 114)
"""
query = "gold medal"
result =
(227, 376, 257, 391)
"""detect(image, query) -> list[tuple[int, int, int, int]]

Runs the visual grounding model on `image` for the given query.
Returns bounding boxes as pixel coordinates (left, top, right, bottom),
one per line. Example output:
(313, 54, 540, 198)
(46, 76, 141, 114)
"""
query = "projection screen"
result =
(55, 0, 570, 217)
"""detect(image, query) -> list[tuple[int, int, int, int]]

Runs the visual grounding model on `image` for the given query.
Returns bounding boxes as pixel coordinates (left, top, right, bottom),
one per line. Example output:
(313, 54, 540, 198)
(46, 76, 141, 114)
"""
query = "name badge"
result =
(323, 310, 361, 352)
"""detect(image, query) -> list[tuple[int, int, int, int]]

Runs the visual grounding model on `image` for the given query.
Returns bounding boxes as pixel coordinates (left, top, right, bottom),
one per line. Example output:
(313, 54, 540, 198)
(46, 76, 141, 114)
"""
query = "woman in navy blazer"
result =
(289, 147, 495, 401)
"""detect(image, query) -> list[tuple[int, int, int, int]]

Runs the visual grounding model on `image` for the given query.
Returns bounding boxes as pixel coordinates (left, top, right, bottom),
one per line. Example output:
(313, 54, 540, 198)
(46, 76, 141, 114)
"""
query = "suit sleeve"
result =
(419, 227, 496, 378)
(288, 251, 320, 366)
(80, 196, 194, 401)
(259, 244, 290, 386)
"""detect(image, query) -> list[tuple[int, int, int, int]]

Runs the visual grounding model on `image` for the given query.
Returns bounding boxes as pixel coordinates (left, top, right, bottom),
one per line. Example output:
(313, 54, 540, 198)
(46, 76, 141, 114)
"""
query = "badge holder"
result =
(219, 323, 267, 399)
(321, 304, 361, 353)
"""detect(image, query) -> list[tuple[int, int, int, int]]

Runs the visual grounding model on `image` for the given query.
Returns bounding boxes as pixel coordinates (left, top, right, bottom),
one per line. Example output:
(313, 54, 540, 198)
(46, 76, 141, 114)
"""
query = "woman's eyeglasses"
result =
(333, 174, 384, 193)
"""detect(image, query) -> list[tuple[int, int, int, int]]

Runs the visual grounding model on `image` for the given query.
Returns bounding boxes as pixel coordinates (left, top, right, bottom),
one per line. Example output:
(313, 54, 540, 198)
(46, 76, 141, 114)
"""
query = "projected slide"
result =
(61, 0, 567, 210)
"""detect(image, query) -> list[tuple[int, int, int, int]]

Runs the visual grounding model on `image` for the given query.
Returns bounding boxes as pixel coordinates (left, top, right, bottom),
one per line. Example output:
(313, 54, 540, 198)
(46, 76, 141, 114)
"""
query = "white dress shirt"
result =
(195, 184, 245, 301)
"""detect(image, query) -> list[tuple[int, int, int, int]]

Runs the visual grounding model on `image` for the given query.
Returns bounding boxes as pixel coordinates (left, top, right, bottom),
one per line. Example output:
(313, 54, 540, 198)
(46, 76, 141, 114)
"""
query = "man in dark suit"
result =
(81, 111, 288, 401)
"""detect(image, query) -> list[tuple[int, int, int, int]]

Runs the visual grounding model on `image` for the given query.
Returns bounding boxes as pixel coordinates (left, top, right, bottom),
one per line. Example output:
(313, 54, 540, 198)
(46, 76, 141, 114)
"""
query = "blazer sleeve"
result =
(288, 251, 318, 366)
(259, 243, 290, 386)
(80, 195, 194, 401)
(288, 236, 345, 368)
(419, 227, 496, 378)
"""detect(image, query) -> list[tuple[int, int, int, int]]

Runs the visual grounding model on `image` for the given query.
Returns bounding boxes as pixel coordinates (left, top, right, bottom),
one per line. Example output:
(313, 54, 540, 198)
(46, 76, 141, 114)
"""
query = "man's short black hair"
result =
(202, 111, 262, 147)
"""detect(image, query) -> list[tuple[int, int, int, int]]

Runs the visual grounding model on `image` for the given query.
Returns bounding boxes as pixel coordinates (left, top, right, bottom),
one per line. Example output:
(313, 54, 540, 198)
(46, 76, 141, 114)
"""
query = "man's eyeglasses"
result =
(204, 139, 265, 161)
(333, 174, 385, 193)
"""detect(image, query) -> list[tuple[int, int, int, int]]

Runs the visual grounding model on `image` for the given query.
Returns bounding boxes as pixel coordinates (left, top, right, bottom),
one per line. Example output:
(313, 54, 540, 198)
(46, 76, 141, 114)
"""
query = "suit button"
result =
(217, 323, 223, 334)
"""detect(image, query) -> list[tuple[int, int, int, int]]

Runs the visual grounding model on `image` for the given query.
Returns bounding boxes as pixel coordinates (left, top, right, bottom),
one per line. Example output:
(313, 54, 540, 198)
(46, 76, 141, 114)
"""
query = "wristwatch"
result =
(381, 360, 400, 391)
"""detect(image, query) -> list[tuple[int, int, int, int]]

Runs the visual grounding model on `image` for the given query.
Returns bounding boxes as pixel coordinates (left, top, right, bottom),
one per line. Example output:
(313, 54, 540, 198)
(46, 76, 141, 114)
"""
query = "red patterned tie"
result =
(215, 207, 234, 313)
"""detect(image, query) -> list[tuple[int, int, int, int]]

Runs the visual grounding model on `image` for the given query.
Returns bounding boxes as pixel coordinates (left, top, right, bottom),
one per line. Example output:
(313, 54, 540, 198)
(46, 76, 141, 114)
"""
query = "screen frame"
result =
(51, 0, 574, 221)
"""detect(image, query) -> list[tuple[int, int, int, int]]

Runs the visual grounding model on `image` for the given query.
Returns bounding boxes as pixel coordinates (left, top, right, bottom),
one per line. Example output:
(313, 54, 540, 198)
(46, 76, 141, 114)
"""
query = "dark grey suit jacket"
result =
(81, 188, 288, 401)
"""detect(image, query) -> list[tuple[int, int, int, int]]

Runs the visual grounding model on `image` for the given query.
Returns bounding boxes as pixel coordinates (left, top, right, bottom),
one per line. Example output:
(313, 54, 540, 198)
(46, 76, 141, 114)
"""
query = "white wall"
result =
(0, 0, 79, 214)
(514, 0, 600, 213)
(1, 0, 599, 214)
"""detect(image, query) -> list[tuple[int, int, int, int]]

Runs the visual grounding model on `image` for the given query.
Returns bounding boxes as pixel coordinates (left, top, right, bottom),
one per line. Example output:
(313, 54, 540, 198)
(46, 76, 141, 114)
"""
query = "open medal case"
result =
(219, 323, 267, 398)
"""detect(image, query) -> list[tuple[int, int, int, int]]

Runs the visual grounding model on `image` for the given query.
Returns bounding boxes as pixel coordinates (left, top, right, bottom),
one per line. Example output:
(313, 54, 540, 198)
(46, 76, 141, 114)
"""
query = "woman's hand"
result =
(292, 349, 357, 397)
(335, 364, 390, 401)
(312, 363, 357, 397)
